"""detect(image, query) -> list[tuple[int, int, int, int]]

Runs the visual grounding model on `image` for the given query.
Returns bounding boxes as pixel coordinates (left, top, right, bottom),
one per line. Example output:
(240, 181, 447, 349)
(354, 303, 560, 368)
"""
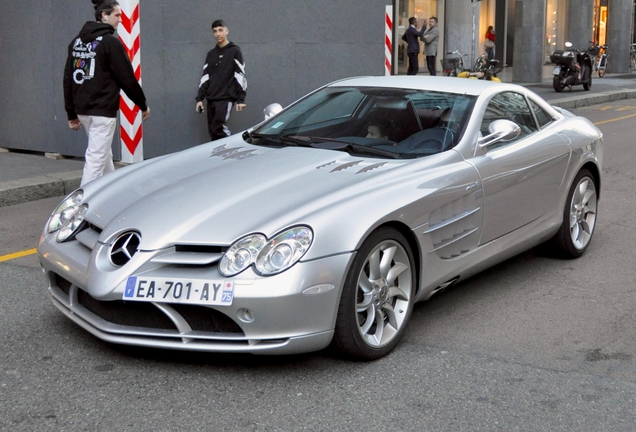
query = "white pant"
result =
(78, 115, 117, 186)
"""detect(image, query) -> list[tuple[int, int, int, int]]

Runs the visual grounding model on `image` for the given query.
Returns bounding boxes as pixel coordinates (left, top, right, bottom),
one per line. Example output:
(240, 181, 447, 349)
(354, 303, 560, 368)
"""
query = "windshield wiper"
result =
(249, 134, 409, 159)
(296, 136, 405, 159)
(247, 133, 314, 147)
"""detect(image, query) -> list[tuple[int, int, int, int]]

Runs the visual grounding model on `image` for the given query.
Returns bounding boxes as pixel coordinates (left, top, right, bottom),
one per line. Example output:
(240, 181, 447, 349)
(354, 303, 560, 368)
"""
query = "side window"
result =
(528, 99, 554, 129)
(480, 92, 538, 143)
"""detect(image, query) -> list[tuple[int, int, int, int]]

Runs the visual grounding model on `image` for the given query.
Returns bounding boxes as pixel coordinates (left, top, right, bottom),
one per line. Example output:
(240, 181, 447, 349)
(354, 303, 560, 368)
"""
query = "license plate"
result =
(552, 66, 561, 75)
(123, 276, 234, 305)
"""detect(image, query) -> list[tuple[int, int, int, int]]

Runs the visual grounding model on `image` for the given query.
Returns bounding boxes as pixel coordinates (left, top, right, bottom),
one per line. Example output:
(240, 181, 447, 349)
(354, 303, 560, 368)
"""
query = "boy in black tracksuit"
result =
(195, 19, 247, 141)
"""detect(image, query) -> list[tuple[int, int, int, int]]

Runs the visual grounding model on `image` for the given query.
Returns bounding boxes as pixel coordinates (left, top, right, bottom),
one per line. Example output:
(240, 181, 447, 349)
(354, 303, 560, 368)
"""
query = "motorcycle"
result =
(551, 41, 593, 92)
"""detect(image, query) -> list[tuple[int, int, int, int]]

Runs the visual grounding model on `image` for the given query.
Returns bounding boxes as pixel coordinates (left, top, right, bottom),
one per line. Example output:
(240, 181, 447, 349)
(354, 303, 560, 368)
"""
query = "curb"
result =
(0, 171, 82, 207)
(548, 89, 636, 109)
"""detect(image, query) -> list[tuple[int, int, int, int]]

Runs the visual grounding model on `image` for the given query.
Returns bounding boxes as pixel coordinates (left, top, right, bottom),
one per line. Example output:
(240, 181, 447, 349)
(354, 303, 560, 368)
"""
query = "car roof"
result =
(328, 75, 521, 97)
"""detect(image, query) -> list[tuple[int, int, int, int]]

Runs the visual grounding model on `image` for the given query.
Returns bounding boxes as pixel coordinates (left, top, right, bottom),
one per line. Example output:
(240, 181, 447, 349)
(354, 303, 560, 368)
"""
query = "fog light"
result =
(237, 308, 255, 323)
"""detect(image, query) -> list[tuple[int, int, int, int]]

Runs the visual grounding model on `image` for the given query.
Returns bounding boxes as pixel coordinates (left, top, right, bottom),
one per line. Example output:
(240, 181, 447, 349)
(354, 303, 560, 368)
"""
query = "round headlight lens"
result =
(219, 226, 313, 277)
(255, 226, 313, 275)
(56, 204, 88, 242)
(47, 190, 83, 233)
(219, 234, 266, 276)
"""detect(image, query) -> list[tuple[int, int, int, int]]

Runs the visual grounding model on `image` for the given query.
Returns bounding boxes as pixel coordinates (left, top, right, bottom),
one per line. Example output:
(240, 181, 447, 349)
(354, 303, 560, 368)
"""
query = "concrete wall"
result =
(512, 0, 545, 83)
(567, 0, 594, 50)
(445, 0, 481, 67)
(0, 0, 390, 158)
(607, 0, 634, 72)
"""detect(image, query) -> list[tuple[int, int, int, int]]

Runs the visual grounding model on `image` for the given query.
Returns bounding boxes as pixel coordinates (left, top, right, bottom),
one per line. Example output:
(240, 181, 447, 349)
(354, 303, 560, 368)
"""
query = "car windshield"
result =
(246, 86, 476, 159)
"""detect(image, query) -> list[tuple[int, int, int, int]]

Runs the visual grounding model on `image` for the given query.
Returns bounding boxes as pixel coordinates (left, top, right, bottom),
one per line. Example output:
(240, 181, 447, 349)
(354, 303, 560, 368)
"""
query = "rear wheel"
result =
(331, 227, 416, 360)
(553, 76, 564, 92)
(552, 169, 598, 258)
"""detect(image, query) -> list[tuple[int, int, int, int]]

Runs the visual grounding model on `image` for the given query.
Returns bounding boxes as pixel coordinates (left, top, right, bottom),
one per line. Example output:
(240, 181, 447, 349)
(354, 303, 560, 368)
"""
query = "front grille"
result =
(55, 274, 72, 296)
(75, 288, 244, 335)
(77, 290, 176, 329)
(171, 304, 243, 333)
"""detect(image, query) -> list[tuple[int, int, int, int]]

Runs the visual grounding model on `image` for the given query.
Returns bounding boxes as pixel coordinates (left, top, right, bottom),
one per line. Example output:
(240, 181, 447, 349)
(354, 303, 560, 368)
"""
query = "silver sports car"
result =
(38, 76, 602, 360)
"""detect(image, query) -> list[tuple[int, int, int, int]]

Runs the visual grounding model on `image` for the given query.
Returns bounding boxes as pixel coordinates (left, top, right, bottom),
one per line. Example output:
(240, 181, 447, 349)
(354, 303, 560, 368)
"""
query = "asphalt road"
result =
(1, 100, 635, 431)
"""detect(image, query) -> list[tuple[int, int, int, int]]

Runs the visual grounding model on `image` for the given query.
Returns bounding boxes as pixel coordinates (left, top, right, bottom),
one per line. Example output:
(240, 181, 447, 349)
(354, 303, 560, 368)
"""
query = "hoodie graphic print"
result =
(70, 36, 103, 85)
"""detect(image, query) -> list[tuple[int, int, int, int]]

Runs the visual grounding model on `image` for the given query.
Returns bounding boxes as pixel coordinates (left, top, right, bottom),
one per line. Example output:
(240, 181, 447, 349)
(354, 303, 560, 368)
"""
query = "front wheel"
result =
(553, 76, 565, 92)
(331, 227, 416, 360)
(551, 169, 598, 258)
(598, 68, 605, 78)
(583, 67, 592, 90)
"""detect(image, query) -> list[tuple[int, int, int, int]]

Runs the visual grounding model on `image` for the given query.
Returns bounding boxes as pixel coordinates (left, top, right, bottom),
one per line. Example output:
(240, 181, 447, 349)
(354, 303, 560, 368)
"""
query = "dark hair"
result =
(92, 0, 119, 22)
(211, 19, 226, 29)
(408, 17, 417, 25)
(429, 16, 438, 23)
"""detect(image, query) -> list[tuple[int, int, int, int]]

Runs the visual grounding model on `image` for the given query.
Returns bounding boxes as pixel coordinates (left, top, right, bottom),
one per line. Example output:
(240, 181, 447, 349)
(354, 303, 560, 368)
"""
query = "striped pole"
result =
(385, 5, 393, 76)
(118, 0, 143, 163)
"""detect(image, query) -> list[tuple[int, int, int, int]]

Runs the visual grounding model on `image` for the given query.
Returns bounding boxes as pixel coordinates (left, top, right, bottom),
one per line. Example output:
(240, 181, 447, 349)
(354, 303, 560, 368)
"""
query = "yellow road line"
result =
(0, 248, 37, 262)
(594, 112, 636, 126)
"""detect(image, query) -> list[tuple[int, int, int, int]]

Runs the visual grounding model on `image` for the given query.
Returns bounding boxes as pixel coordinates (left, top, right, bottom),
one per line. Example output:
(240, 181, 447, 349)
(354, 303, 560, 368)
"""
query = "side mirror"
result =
(263, 103, 283, 120)
(478, 119, 521, 148)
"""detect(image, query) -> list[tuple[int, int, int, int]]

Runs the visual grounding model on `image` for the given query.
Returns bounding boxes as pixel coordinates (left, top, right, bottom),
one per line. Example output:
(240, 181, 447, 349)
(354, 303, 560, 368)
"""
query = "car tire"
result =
(553, 77, 564, 92)
(551, 169, 598, 258)
(331, 227, 416, 361)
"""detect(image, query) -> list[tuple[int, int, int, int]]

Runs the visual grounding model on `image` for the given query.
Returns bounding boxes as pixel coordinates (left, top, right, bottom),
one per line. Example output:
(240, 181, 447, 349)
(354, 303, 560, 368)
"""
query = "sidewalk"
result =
(1, 70, 635, 207)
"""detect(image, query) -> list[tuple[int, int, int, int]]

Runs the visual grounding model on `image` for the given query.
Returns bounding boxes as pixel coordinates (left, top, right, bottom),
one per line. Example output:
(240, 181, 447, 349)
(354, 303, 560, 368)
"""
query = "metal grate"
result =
(170, 304, 244, 334)
(75, 288, 244, 335)
(77, 289, 176, 330)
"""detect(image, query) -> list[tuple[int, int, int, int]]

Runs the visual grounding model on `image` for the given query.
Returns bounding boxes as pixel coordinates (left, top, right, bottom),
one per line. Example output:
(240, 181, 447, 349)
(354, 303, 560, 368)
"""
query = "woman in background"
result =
(484, 26, 495, 61)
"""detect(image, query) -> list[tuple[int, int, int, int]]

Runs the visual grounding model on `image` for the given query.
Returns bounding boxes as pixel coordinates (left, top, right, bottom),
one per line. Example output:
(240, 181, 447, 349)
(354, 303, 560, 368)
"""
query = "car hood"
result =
(84, 139, 409, 250)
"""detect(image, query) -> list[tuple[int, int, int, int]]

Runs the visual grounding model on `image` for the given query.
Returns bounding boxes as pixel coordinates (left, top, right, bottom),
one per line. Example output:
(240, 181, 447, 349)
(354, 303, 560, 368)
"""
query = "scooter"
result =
(595, 44, 608, 78)
(551, 42, 593, 92)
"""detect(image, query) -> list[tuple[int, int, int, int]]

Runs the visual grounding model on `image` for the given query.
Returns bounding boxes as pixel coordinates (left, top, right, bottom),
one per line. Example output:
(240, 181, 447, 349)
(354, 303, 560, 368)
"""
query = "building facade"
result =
(394, 0, 635, 82)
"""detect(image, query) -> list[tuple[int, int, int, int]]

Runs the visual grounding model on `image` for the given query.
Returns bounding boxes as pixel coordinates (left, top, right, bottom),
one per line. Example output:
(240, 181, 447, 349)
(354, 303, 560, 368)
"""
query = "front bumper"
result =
(39, 235, 353, 355)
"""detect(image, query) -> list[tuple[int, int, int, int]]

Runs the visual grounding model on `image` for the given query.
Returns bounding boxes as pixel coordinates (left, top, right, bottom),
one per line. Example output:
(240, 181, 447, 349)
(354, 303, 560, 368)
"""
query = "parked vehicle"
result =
(630, 43, 636, 70)
(589, 42, 608, 78)
(551, 42, 593, 92)
(442, 50, 468, 77)
(457, 52, 503, 82)
(38, 77, 603, 360)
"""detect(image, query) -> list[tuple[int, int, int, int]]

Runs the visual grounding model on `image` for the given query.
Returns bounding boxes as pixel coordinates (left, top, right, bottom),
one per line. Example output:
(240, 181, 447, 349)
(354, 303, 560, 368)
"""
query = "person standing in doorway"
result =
(402, 17, 426, 75)
(196, 19, 247, 141)
(64, 0, 150, 186)
(484, 25, 496, 61)
(422, 16, 439, 76)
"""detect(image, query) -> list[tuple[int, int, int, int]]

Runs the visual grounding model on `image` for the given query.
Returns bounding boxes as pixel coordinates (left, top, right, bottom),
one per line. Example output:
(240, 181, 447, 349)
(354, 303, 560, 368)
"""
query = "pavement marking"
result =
(0, 248, 37, 262)
(594, 112, 636, 126)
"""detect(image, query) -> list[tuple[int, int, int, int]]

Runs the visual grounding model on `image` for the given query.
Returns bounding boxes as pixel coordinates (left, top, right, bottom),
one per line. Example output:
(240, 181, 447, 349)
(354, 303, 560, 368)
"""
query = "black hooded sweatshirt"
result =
(63, 21, 147, 120)
(196, 42, 247, 104)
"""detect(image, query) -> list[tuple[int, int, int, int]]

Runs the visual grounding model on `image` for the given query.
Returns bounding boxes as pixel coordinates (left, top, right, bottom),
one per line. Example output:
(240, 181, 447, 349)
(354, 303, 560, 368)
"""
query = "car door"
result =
(468, 91, 571, 245)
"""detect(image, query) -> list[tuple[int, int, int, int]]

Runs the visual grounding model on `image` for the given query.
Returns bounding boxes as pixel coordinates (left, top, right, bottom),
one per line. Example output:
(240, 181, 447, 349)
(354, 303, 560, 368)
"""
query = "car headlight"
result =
(56, 204, 88, 242)
(46, 190, 88, 242)
(47, 190, 84, 234)
(219, 226, 313, 277)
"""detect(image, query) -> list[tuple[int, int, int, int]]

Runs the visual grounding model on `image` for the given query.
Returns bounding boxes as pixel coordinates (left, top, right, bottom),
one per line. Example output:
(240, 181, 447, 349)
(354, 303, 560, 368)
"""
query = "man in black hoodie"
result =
(63, 0, 150, 186)
(195, 19, 247, 141)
